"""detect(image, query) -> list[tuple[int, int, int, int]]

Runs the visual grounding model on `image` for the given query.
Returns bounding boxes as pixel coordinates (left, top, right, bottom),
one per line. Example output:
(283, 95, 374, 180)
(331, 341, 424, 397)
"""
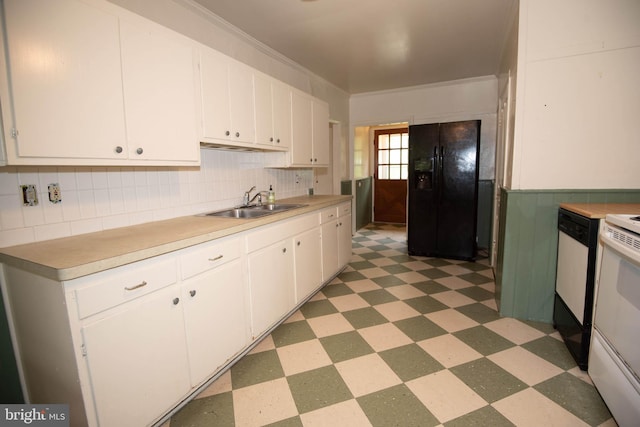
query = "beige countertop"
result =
(0, 195, 352, 281)
(559, 203, 640, 219)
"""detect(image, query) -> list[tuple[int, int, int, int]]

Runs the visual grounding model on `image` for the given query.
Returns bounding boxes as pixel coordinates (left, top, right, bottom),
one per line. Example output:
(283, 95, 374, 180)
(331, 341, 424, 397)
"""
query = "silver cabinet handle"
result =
(276, 138, 280, 143)
(270, 137, 274, 142)
(314, 158, 317, 162)
(136, 147, 143, 155)
(115, 146, 123, 154)
(225, 130, 230, 136)
(208, 254, 223, 261)
(297, 241, 301, 246)
(189, 290, 196, 297)
(235, 132, 240, 137)
(282, 248, 287, 253)
(173, 297, 180, 305)
(125, 281, 147, 291)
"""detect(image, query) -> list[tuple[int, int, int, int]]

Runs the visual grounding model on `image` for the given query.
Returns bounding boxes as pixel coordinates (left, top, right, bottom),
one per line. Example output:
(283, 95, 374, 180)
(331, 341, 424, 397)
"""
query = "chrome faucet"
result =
(248, 191, 269, 206)
(242, 186, 256, 206)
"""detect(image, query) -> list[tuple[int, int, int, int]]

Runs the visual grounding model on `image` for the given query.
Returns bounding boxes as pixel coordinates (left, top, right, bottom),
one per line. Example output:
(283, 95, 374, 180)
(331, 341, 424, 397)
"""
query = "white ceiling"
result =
(192, 0, 517, 94)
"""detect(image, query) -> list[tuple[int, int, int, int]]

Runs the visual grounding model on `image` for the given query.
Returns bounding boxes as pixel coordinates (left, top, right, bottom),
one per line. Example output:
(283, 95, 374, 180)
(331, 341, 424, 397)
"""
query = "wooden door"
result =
(374, 128, 408, 223)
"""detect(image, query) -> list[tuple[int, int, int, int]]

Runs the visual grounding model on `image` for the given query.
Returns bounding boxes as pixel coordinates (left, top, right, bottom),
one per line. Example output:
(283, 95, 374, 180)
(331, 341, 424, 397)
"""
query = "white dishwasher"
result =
(553, 208, 600, 370)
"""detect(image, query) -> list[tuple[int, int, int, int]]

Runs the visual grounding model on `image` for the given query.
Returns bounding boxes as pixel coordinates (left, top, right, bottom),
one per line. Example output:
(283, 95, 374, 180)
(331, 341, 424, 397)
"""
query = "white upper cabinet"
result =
(0, 0, 200, 166)
(289, 90, 329, 167)
(290, 90, 314, 165)
(200, 48, 255, 145)
(254, 73, 291, 150)
(1, 0, 126, 162)
(119, 18, 200, 163)
(312, 98, 330, 165)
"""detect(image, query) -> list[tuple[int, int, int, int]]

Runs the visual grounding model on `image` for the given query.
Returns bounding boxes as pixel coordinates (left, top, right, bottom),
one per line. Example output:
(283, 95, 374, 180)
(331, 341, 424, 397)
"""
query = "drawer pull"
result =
(124, 281, 147, 291)
(173, 297, 180, 305)
(189, 290, 196, 297)
(209, 254, 224, 261)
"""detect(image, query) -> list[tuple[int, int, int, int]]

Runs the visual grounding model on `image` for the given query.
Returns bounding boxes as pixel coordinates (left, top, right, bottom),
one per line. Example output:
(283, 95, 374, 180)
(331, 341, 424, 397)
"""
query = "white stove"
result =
(589, 213, 640, 427)
(605, 213, 640, 236)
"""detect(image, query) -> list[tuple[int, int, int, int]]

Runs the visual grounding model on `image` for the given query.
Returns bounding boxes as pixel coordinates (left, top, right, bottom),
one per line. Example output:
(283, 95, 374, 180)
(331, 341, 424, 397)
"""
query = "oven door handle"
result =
(600, 231, 640, 266)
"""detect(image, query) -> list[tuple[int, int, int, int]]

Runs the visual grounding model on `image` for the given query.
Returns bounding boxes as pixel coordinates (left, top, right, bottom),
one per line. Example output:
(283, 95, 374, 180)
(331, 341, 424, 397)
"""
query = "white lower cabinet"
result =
(181, 258, 248, 385)
(321, 202, 352, 281)
(81, 286, 190, 427)
(294, 227, 323, 303)
(338, 205, 353, 268)
(248, 239, 295, 338)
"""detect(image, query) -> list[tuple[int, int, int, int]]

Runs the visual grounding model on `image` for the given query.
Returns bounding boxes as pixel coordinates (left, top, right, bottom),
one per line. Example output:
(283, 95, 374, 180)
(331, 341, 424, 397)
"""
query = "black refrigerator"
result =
(407, 120, 480, 260)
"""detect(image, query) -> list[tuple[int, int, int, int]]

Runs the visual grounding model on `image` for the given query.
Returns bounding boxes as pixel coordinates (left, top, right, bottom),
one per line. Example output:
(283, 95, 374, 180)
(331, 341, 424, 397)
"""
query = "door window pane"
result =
(379, 134, 389, 149)
(378, 150, 389, 165)
(376, 128, 409, 181)
(390, 134, 401, 149)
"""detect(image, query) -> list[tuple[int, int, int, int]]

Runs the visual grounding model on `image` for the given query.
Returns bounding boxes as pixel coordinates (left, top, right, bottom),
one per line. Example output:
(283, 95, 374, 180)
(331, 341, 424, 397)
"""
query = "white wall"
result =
(511, 0, 640, 190)
(0, 150, 312, 247)
(350, 77, 498, 180)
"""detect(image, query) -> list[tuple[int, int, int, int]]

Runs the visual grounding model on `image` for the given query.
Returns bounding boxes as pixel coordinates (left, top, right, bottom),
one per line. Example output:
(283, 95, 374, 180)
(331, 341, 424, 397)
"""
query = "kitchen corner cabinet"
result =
(289, 91, 330, 167)
(200, 48, 256, 145)
(0, 0, 200, 166)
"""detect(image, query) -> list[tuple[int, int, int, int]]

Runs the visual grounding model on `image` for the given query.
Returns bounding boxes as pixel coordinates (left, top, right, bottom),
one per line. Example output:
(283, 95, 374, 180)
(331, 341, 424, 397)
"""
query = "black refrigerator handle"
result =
(433, 146, 438, 192)
(438, 145, 444, 204)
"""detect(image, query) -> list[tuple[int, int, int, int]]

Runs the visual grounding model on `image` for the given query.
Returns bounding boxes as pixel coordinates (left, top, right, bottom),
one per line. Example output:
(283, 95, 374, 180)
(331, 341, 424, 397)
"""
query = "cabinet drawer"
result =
(338, 202, 351, 216)
(247, 213, 319, 253)
(75, 258, 177, 319)
(320, 207, 339, 224)
(179, 237, 241, 280)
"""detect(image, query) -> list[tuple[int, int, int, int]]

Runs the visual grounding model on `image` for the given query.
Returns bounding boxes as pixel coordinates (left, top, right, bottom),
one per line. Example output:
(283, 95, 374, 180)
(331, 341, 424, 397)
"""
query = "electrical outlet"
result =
(20, 185, 38, 206)
(48, 183, 62, 203)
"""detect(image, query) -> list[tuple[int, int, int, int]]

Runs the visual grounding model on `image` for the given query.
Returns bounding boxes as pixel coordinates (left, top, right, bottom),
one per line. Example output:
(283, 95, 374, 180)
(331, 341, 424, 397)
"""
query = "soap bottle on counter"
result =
(267, 185, 276, 204)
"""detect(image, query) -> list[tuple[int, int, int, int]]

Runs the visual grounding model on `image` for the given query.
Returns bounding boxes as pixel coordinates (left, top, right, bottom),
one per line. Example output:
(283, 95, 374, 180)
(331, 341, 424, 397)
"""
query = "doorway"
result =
(373, 127, 408, 224)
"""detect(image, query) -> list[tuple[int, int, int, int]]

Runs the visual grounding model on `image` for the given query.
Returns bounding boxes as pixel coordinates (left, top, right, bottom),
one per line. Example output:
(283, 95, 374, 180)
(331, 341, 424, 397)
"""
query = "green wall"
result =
(497, 189, 640, 322)
(355, 177, 372, 230)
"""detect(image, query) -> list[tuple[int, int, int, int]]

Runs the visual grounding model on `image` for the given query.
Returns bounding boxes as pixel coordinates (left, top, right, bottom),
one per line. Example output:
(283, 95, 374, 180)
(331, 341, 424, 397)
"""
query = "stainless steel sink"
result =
(200, 203, 307, 219)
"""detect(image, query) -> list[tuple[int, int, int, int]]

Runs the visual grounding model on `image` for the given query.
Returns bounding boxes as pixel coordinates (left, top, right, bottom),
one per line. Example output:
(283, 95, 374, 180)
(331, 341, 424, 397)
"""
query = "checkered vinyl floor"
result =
(167, 224, 615, 427)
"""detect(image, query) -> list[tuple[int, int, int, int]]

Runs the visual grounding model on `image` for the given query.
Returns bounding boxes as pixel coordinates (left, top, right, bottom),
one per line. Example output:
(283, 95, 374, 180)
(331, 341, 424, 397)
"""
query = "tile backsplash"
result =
(0, 149, 313, 248)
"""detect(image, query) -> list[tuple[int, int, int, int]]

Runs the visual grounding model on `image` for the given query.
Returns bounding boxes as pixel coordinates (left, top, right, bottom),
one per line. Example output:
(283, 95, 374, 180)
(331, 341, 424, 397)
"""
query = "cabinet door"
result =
(3, 0, 126, 160)
(272, 81, 292, 149)
(321, 220, 340, 281)
(290, 91, 313, 165)
(200, 48, 232, 141)
(338, 213, 353, 268)
(228, 61, 255, 143)
(120, 19, 199, 163)
(248, 240, 295, 337)
(312, 99, 330, 166)
(82, 286, 190, 427)
(254, 72, 275, 146)
(294, 228, 323, 303)
(182, 259, 249, 385)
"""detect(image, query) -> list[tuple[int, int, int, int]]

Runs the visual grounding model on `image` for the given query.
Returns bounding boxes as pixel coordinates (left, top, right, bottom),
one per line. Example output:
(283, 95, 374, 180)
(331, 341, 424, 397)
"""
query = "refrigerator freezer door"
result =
(408, 123, 439, 255)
